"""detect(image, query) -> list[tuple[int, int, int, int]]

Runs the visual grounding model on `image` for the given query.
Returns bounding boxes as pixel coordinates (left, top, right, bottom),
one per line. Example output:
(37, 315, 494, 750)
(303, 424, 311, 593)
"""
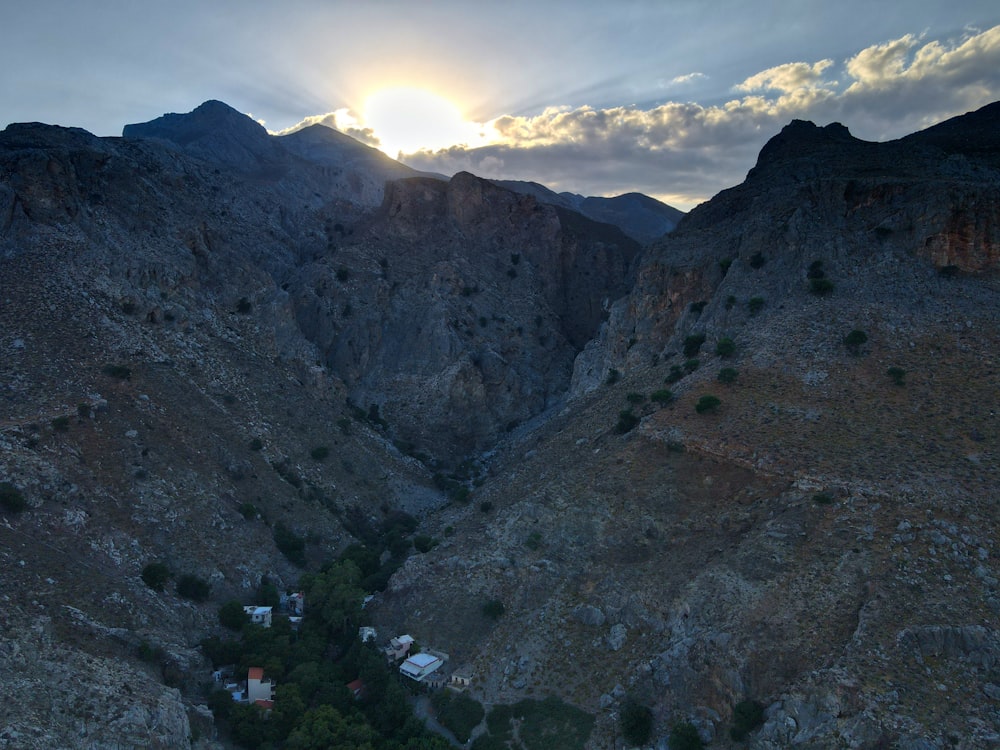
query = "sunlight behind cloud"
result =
(363, 87, 490, 157)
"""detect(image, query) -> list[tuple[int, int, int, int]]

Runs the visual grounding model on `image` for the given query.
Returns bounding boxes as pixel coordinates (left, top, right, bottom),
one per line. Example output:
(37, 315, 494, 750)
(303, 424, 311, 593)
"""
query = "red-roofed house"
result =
(247, 667, 274, 704)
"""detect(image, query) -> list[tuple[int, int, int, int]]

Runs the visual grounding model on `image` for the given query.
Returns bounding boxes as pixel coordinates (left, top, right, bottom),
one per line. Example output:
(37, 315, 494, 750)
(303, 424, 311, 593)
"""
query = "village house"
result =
(400, 652, 444, 682)
(280, 591, 305, 615)
(449, 665, 474, 691)
(384, 634, 414, 661)
(243, 605, 272, 628)
(247, 667, 274, 707)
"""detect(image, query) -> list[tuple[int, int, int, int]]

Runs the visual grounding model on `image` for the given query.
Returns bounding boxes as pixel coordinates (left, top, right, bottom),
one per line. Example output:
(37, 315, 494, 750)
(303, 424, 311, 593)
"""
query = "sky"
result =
(3, 1, 999, 210)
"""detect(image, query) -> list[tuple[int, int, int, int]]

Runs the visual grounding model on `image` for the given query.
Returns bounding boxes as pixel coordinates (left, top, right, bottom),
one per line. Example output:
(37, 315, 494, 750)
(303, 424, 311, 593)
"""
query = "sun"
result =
(363, 87, 481, 157)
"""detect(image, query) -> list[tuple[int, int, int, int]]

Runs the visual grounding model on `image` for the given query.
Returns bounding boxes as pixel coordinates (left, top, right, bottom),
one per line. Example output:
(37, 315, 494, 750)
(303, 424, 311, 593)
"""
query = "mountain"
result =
(1, 100, 999, 749)
(491, 178, 685, 244)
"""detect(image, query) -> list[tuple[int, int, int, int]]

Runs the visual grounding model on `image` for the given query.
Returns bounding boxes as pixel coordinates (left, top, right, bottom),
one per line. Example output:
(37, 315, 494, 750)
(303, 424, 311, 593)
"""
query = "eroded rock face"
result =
(288, 172, 640, 457)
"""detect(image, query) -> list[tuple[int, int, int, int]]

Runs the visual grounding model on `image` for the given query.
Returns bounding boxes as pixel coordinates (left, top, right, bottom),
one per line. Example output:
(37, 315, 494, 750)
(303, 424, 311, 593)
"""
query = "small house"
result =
(400, 652, 444, 682)
(450, 665, 474, 690)
(247, 667, 274, 703)
(385, 634, 414, 661)
(243, 605, 273, 628)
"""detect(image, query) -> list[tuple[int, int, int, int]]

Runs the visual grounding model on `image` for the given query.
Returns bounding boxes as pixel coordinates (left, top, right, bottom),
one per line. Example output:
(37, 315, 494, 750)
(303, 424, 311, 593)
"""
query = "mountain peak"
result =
(753, 119, 858, 170)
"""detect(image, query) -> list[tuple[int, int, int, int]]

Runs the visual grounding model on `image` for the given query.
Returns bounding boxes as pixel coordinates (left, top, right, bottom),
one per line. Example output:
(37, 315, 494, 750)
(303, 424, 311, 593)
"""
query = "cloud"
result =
(736, 60, 835, 93)
(270, 108, 381, 147)
(281, 26, 1000, 212)
(663, 72, 708, 87)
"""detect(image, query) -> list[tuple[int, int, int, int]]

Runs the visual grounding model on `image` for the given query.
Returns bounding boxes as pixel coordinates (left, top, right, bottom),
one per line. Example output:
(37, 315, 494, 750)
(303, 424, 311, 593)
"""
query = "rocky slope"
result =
(369, 104, 1000, 748)
(1, 99, 999, 749)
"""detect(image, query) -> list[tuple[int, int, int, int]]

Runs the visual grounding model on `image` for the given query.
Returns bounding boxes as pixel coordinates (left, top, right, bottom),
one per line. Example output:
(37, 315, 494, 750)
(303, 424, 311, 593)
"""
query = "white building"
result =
(386, 634, 414, 660)
(400, 652, 444, 682)
(243, 605, 273, 628)
(359, 626, 377, 643)
(247, 667, 274, 703)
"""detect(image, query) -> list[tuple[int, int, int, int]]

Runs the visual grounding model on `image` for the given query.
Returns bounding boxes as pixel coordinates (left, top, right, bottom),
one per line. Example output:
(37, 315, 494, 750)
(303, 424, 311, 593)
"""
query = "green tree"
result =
(695, 395, 721, 414)
(274, 522, 306, 567)
(715, 337, 736, 357)
(670, 721, 705, 750)
(482, 599, 505, 620)
(748, 296, 765, 315)
(176, 574, 211, 602)
(730, 699, 765, 741)
(615, 409, 640, 434)
(683, 333, 707, 357)
(650, 389, 674, 404)
(887, 366, 906, 385)
(620, 699, 653, 745)
(844, 329, 868, 355)
(285, 705, 377, 750)
(809, 277, 834, 295)
(0, 482, 27, 513)
(141, 562, 170, 592)
(219, 599, 248, 630)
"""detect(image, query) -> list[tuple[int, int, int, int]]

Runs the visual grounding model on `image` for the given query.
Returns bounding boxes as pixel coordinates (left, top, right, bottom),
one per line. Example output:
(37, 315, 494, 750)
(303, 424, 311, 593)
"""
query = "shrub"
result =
(807, 260, 826, 279)
(813, 492, 833, 505)
(650, 389, 674, 404)
(102, 364, 131, 380)
(715, 337, 736, 357)
(670, 721, 705, 750)
(176, 574, 211, 602)
(719, 257, 733, 274)
(843, 329, 868, 355)
(695, 395, 721, 414)
(620, 700, 653, 745)
(615, 409, 640, 434)
(274, 522, 306, 567)
(683, 358, 700, 373)
(606, 368, 620, 385)
(335, 267, 350, 282)
(0, 482, 27, 513)
(310, 445, 330, 461)
(718, 367, 738, 384)
(249, 437, 263, 451)
(749, 252, 766, 269)
(887, 366, 906, 386)
(479, 500, 494, 513)
(413, 535, 438, 553)
(730, 700, 765, 741)
(219, 599, 248, 630)
(141, 562, 170, 592)
(336, 417, 352, 435)
(236, 297, 252, 314)
(748, 296, 765, 315)
(525, 531, 542, 550)
(238, 502, 258, 520)
(666, 365, 684, 384)
(689, 300, 707, 314)
(626, 392, 645, 404)
(482, 599, 505, 620)
(725, 295, 736, 310)
(683, 333, 706, 357)
(809, 277, 834, 295)
(51, 415, 70, 432)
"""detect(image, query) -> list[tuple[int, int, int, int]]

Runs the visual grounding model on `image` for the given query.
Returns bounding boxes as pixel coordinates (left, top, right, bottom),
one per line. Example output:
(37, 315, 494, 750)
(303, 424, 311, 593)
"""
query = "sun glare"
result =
(363, 87, 482, 157)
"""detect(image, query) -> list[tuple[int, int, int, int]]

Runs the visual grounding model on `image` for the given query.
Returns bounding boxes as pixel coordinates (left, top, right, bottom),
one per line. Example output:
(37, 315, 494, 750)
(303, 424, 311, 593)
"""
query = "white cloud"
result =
(736, 60, 834, 93)
(269, 108, 381, 147)
(283, 25, 1000, 212)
